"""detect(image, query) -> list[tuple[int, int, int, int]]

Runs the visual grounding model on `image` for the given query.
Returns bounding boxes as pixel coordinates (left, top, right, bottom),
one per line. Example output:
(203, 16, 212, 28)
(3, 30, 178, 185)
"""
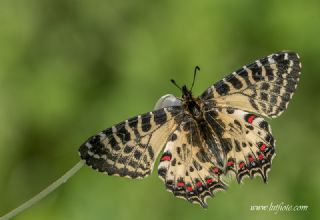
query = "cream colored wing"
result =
(79, 106, 182, 179)
(203, 107, 275, 183)
(201, 51, 301, 118)
(158, 117, 227, 208)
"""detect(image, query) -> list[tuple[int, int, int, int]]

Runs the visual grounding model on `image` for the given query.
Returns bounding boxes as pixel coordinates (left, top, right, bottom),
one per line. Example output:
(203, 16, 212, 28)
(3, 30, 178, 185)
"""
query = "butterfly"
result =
(79, 51, 301, 208)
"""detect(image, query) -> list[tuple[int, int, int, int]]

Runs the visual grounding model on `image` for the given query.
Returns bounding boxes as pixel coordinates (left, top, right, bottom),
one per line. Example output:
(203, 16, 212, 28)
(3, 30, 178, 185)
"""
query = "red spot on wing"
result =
(206, 179, 213, 184)
(248, 155, 254, 163)
(160, 155, 171, 161)
(177, 182, 185, 187)
(260, 143, 267, 151)
(187, 186, 193, 191)
(227, 161, 234, 166)
(247, 115, 256, 124)
(239, 162, 245, 169)
(213, 167, 219, 174)
(258, 154, 264, 160)
(196, 182, 202, 187)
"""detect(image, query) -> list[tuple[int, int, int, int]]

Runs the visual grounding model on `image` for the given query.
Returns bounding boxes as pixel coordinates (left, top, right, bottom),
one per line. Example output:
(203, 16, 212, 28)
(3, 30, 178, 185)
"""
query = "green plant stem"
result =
(0, 160, 85, 220)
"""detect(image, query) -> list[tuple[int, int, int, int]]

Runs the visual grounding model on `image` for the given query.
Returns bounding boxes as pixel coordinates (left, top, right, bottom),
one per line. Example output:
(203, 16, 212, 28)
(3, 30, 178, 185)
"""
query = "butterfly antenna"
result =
(170, 79, 182, 91)
(190, 66, 200, 91)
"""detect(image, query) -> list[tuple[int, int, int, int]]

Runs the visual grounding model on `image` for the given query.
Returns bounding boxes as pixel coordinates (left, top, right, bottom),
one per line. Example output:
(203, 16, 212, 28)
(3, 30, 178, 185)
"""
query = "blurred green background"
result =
(0, 0, 319, 219)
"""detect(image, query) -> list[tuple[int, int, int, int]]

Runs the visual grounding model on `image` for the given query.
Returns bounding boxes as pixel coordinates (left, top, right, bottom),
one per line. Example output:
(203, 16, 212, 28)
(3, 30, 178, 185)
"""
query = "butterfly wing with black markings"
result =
(158, 114, 227, 208)
(200, 51, 301, 184)
(201, 52, 301, 118)
(203, 107, 275, 183)
(79, 106, 182, 179)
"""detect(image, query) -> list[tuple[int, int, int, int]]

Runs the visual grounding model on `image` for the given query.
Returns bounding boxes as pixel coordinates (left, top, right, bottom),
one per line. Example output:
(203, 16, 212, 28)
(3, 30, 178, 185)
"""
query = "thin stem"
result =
(0, 160, 85, 220)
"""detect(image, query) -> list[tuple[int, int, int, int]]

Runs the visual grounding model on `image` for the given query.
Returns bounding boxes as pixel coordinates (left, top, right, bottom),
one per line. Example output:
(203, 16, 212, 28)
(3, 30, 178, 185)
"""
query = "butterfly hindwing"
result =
(204, 107, 275, 183)
(201, 51, 301, 118)
(158, 116, 227, 208)
(79, 106, 182, 179)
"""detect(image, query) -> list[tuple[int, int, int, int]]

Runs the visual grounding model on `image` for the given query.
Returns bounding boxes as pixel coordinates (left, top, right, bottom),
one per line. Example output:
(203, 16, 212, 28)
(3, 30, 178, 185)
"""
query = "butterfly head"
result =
(182, 85, 192, 98)
(170, 81, 194, 100)
(170, 66, 202, 119)
(170, 65, 200, 97)
(181, 85, 202, 119)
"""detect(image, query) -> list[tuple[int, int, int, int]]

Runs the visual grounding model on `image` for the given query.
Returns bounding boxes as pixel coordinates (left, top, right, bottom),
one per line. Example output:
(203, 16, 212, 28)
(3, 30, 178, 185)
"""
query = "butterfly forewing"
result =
(201, 52, 301, 118)
(79, 106, 182, 179)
